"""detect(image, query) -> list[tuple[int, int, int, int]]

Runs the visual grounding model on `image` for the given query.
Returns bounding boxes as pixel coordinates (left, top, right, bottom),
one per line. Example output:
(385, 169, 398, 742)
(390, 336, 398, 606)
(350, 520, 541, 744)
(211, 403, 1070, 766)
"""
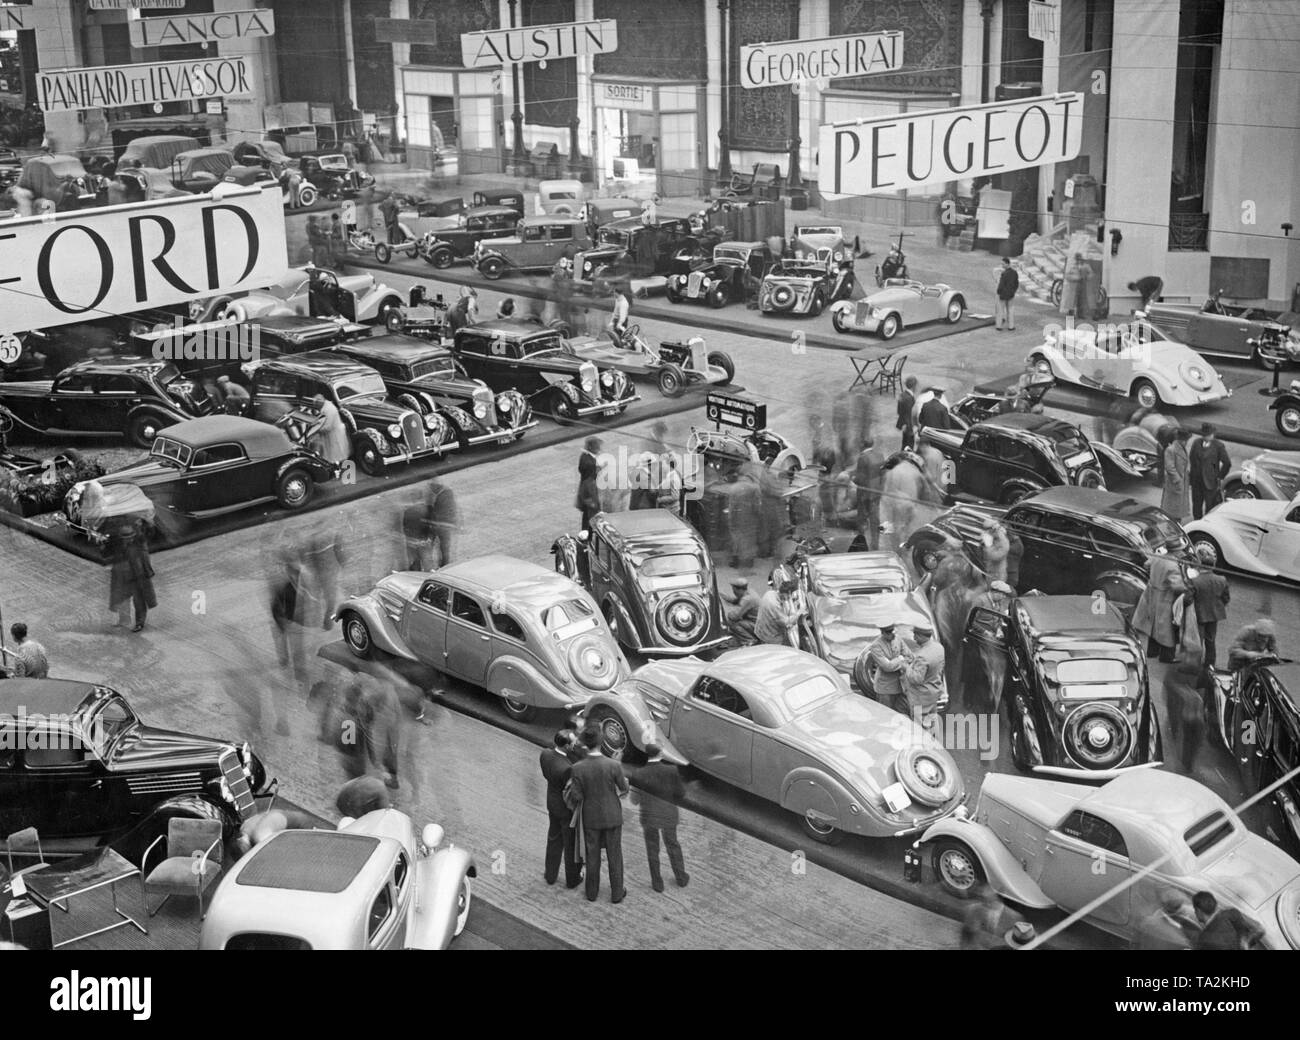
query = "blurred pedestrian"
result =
(336, 775, 392, 819)
(1132, 553, 1186, 662)
(755, 573, 802, 647)
(1163, 653, 1207, 775)
(726, 469, 761, 570)
(1192, 891, 1266, 950)
(448, 286, 479, 331)
(1060, 251, 1085, 317)
(994, 257, 1018, 331)
(970, 580, 1015, 713)
(656, 454, 683, 516)
(570, 727, 629, 904)
(1161, 426, 1191, 522)
(1129, 275, 1164, 312)
(214, 375, 250, 415)
(1228, 618, 1278, 670)
(897, 375, 918, 450)
(1188, 423, 1230, 519)
(269, 551, 309, 710)
(356, 670, 406, 791)
(608, 287, 631, 344)
(722, 576, 760, 644)
(108, 517, 156, 633)
(302, 520, 347, 628)
(3, 622, 48, 678)
(847, 435, 885, 550)
(379, 192, 400, 244)
(859, 621, 912, 712)
(577, 436, 602, 531)
(307, 393, 351, 466)
(306, 216, 328, 267)
(757, 464, 788, 558)
(540, 730, 582, 889)
(495, 296, 516, 320)
(903, 622, 946, 726)
(424, 480, 458, 567)
(634, 743, 689, 892)
(1135, 889, 1201, 950)
(1189, 545, 1230, 667)
(960, 886, 1007, 950)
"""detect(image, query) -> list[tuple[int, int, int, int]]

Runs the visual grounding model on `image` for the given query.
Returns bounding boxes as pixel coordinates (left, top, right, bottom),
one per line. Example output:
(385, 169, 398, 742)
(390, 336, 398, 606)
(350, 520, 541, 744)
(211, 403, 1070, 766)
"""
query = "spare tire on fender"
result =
(895, 745, 957, 807)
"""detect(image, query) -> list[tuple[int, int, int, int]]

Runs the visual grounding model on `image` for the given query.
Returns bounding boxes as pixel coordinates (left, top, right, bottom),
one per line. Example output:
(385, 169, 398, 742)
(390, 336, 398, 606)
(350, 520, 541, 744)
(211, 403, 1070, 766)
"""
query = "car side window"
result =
(55, 373, 91, 392)
(457, 334, 489, 357)
(1041, 512, 1086, 549)
(93, 375, 137, 392)
(524, 224, 545, 242)
(490, 610, 526, 642)
(550, 224, 573, 241)
(393, 851, 409, 895)
(693, 676, 751, 719)
(256, 369, 298, 396)
(416, 582, 448, 610)
(1287, 505, 1300, 525)
(1059, 810, 1129, 858)
(1088, 525, 1130, 556)
(590, 534, 613, 571)
(367, 885, 393, 942)
(24, 744, 86, 767)
(452, 592, 487, 627)
(966, 431, 993, 456)
(1006, 507, 1041, 538)
(191, 443, 246, 467)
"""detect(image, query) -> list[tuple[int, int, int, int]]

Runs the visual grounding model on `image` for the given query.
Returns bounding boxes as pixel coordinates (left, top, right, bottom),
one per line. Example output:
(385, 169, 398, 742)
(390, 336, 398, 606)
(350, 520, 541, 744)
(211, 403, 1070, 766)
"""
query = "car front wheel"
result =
(832, 308, 851, 333)
(587, 706, 644, 764)
(500, 693, 535, 722)
(126, 412, 165, 448)
(931, 839, 984, 898)
(879, 313, 900, 340)
(1131, 378, 1159, 409)
(480, 257, 505, 280)
(1189, 533, 1223, 570)
(1276, 403, 1300, 438)
(341, 611, 374, 659)
(946, 297, 965, 323)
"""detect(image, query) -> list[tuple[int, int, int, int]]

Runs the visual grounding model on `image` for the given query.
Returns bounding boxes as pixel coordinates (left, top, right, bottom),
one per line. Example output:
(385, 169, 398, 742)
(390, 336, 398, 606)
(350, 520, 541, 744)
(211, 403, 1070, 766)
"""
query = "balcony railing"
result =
(1168, 212, 1210, 251)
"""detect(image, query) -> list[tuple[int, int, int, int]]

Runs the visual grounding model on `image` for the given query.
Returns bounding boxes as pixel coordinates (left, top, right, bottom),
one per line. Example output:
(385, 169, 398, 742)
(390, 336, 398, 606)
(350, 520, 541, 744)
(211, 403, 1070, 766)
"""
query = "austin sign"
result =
(461, 19, 617, 68)
(37, 57, 253, 113)
(818, 92, 1084, 196)
(740, 31, 903, 88)
(0, 186, 287, 336)
(129, 9, 276, 48)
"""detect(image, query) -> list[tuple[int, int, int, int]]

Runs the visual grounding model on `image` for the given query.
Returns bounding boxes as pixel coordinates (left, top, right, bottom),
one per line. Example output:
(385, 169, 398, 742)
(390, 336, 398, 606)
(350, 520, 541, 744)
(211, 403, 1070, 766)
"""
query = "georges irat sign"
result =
(819, 93, 1084, 195)
(740, 31, 903, 88)
(0, 186, 287, 336)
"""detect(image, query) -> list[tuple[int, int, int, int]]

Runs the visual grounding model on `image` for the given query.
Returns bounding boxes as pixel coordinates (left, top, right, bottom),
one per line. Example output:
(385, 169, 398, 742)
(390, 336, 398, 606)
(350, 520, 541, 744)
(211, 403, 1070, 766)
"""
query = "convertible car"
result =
(1144, 292, 1300, 369)
(758, 259, 840, 317)
(1028, 319, 1230, 409)
(1184, 492, 1300, 582)
(666, 241, 767, 308)
(566, 326, 735, 397)
(200, 810, 474, 951)
(1221, 450, 1300, 501)
(831, 279, 966, 340)
(794, 551, 935, 693)
(334, 555, 629, 721)
(221, 267, 405, 327)
(919, 770, 1300, 949)
(580, 646, 965, 845)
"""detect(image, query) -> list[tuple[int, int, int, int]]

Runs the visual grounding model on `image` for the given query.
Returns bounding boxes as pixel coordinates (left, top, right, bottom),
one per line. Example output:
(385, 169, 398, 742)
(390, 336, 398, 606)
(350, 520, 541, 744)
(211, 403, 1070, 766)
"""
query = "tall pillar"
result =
(389, 0, 411, 148)
(215, 0, 277, 144)
(32, 0, 85, 153)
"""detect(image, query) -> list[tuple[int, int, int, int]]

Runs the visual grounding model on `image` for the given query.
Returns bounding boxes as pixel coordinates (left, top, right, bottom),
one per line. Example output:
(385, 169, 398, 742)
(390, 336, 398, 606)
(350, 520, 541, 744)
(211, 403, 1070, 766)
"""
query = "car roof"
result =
(258, 354, 377, 380)
(159, 415, 293, 458)
(1015, 595, 1127, 637)
(1018, 486, 1140, 516)
(806, 550, 909, 581)
(61, 356, 167, 377)
(1262, 663, 1300, 713)
(461, 320, 561, 341)
(438, 553, 584, 607)
(978, 413, 1077, 437)
(235, 830, 383, 893)
(702, 645, 837, 698)
(591, 510, 702, 553)
(0, 679, 101, 716)
(174, 146, 232, 160)
(1080, 770, 1236, 867)
(520, 215, 587, 227)
(463, 205, 520, 218)
(333, 336, 451, 363)
(718, 240, 765, 250)
(256, 315, 363, 335)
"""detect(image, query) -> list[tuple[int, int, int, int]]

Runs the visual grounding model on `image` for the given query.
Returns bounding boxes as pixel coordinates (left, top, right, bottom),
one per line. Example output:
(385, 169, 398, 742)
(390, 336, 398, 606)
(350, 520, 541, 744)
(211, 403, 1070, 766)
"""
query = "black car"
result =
(245, 355, 456, 474)
(552, 510, 729, 656)
(0, 679, 271, 864)
(574, 216, 699, 289)
(905, 486, 1192, 612)
(420, 205, 522, 269)
(471, 188, 525, 216)
(321, 333, 536, 448)
(0, 357, 214, 448)
(64, 415, 337, 523)
(920, 413, 1107, 506)
(451, 321, 638, 423)
(666, 240, 768, 308)
(296, 152, 374, 198)
(965, 595, 1161, 778)
(1208, 660, 1300, 856)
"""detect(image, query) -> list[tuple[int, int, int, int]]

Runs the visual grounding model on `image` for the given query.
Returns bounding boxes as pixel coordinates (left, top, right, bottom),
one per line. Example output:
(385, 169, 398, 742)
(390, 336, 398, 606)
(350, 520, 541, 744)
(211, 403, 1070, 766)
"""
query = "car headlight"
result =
(583, 261, 593, 274)
(473, 403, 487, 419)
(423, 412, 438, 430)
(600, 372, 613, 387)
(581, 377, 594, 393)
(387, 423, 403, 439)
(498, 395, 513, 411)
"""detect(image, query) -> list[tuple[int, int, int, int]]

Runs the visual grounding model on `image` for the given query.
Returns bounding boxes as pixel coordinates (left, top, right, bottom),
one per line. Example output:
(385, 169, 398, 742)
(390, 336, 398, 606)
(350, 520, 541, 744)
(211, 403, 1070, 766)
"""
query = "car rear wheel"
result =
(341, 611, 374, 659)
(297, 183, 318, 208)
(429, 248, 454, 269)
(666, 283, 683, 304)
(500, 693, 535, 722)
(999, 483, 1036, 506)
(275, 467, 314, 509)
(587, 706, 643, 764)
(1131, 378, 1159, 409)
(800, 811, 844, 846)
(911, 537, 947, 576)
(1276, 403, 1300, 438)
(809, 291, 825, 317)
(454, 876, 472, 938)
(932, 839, 984, 898)
(126, 412, 165, 448)
(657, 364, 685, 398)
(946, 297, 965, 323)
(707, 351, 735, 385)
(374, 243, 392, 264)
(879, 313, 900, 340)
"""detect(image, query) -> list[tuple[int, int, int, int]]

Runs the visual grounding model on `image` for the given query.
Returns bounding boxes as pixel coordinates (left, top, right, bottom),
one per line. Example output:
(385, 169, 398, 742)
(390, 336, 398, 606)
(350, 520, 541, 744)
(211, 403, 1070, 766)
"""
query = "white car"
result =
(1028, 319, 1230, 409)
(1185, 492, 1300, 581)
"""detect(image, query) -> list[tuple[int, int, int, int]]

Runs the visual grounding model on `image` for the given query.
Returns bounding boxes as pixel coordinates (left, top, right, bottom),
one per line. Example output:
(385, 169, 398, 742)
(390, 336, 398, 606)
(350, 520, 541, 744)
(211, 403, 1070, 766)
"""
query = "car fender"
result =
(580, 690, 688, 765)
(772, 447, 807, 472)
(1184, 517, 1272, 575)
(1221, 463, 1284, 500)
(1091, 442, 1150, 480)
(918, 818, 1055, 909)
(1268, 393, 1300, 414)
(828, 299, 854, 318)
(115, 794, 237, 866)
(780, 766, 856, 830)
(602, 591, 643, 648)
(408, 845, 476, 950)
(359, 293, 402, 322)
(1126, 368, 1179, 402)
(485, 653, 581, 710)
(334, 594, 418, 660)
(126, 401, 187, 427)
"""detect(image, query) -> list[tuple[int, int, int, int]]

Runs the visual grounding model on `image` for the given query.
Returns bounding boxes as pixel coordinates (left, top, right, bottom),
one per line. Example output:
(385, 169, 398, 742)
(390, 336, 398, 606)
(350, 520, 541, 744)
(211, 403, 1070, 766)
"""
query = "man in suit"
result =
(917, 387, 953, 433)
(576, 436, 603, 532)
(633, 743, 689, 893)
(570, 727, 629, 903)
(1188, 422, 1230, 519)
(1189, 544, 1231, 667)
(897, 375, 918, 450)
(539, 730, 582, 888)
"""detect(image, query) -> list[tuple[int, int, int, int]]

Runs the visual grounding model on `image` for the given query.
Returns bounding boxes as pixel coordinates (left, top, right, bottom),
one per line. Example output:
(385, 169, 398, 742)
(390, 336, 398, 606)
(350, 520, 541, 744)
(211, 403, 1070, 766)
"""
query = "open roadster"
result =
(579, 645, 965, 845)
(565, 326, 735, 397)
(831, 279, 966, 340)
(665, 241, 767, 308)
(1144, 290, 1300, 369)
(221, 267, 405, 328)
(758, 258, 840, 317)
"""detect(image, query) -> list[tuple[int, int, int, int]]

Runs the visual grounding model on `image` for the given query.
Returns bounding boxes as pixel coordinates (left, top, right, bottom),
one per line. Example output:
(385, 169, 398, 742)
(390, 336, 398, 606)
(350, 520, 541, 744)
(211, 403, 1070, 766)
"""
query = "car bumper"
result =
(575, 393, 639, 417)
(464, 419, 538, 445)
(378, 442, 458, 466)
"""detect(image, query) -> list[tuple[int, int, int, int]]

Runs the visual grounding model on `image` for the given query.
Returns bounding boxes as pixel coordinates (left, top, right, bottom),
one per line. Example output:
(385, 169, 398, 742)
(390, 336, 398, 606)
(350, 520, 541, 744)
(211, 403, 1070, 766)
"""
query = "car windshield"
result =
(542, 599, 598, 641)
(635, 553, 703, 592)
(1056, 658, 1129, 684)
(773, 263, 821, 277)
(85, 695, 138, 753)
(714, 247, 746, 262)
(153, 362, 185, 387)
(521, 334, 565, 357)
(409, 357, 456, 379)
(814, 570, 909, 598)
(599, 227, 630, 247)
(332, 373, 387, 401)
(151, 436, 192, 467)
(783, 673, 839, 715)
(1050, 429, 1093, 462)
(1132, 508, 1190, 551)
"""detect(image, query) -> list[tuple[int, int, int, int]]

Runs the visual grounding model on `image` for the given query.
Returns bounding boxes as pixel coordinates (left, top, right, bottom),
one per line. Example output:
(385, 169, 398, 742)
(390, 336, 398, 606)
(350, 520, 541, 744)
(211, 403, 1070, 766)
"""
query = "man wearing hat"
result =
(755, 573, 803, 646)
(1188, 543, 1230, 667)
(214, 375, 250, 415)
(1187, 422, 1230, 519)
(631, 742, 689, 893)
(917, 387, 953, 433)
(722, 576, 761, 645)
(860, 622, 912, 713)
(903, 622, 947, 726)
(1228, 617, 1278, 671)
(576, 436, 603, 532)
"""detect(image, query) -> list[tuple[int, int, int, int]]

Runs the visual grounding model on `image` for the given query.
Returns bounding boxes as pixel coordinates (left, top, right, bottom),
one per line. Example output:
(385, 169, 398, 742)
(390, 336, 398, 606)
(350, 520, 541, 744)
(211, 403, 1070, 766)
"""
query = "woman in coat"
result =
(1132, 554, 1186, 662)
(1161, 428, 1192, 521)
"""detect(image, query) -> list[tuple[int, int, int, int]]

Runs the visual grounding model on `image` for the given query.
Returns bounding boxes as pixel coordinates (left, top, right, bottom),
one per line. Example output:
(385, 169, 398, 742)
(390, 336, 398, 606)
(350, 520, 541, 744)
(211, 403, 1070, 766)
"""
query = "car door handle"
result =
(481, 635, 490, 642)
(681, 704, 693, 712)
(186, 480, 198, 485)
(90, 780, 102, 789)
(1080, 553, 1093, 559)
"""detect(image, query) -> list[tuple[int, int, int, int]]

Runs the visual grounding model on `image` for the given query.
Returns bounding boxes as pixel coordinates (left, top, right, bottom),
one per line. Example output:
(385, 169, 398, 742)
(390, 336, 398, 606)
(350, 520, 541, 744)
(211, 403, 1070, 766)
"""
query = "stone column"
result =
(32, 0, 85, 153)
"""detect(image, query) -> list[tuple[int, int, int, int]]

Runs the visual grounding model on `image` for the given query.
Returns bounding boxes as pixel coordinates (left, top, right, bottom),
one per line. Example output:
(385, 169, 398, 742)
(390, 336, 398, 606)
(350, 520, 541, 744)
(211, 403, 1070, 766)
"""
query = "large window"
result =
(1168, 0, 1223, 251)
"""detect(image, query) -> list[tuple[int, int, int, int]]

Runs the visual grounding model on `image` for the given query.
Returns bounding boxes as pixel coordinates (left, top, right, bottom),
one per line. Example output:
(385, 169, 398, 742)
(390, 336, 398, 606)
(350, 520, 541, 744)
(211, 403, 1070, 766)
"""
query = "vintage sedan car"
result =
(335, 554, 630, 721)
(0, 357, 214, 448)
(666, 241, 767, 308)
(0, 679, 270, 865)
(1222, 449, 1300, 500)
(1267, 380, 1300, 439)
(418, 205, 520, 269)
(64, 416, 336, 527)
(905, 486, 1193, 611)
(791, 224, 853, 264)
(566, 326, 735, 397)
(580, 646, 965, 844)
(1028, 318, 1230, 409)
(199, 810, 474, 951)
(552, 510, 729, 656)
(573, 217, 699, 288)
(1145, 291, 1300, 369)
(168, 146, 234, 193)
(966, 595, 1161, 778)
(322, 333, 536, 448)
(918, 770, 1300, 949)
(473, 216, 593, 279)
(222, 266, 405, 327)
(758, 259, 839, 317)
(451, 321, 637, 423)
(245, 355, 455, 475)
(921, 413, 1109, 507)
(297, 152, 374, 199)
(221, 163, 314, 209)
(1184, 492, 1300, 581)
(111, 165, 190, 203)
(795, 551, 936, 693)
(686, 424, 807, 479)
(1207, 660, 1300, 858)
(17, 153, 99, 208)
(831, 279, 966, 340)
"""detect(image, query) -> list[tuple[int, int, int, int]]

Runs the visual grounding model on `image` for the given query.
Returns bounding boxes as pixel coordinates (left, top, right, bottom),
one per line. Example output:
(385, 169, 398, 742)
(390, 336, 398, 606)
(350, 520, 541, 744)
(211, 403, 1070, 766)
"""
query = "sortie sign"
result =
(0, 186, 287, 336)
(129, 9, 276, 48)
(37, 57, 253, 114)
(740, 31, 903, 89)
(461, 19, 618, 68)
(818, 92, 1084, 196)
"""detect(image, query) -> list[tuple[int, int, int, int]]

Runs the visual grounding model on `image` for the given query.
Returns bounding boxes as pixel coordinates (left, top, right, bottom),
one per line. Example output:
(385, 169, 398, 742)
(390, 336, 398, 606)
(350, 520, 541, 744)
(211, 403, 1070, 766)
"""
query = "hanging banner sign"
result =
(89, 0, 185, 8)
(818, 92, 1084, 196)
(36, 57, 253, 113)
(130, 9, 276, 48)
(0, 4, 61, 31)
(1029, 1, 1059, 43)
(740, 30, 903, 89)
(0, 186, 287, 336)
(461, 19, 618, 69)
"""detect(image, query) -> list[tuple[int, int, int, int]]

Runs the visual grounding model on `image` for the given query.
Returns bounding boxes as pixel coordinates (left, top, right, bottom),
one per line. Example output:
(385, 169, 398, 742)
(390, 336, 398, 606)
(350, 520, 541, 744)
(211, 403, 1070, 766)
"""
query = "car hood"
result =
(109, 723, 236, 770)
(812, 590, 933, 673)
(1199, 832, 1300, 910)
(1196, 498, 1285, 525)
(375, 571, 425, 601)
(95, 457, 186, 489)
(979, 771, 1086, 827)
(0, 380, 55, 396)
(339, 393, 406, 419)
(866, 287, 921, 306)
(337, 274, 377, 295)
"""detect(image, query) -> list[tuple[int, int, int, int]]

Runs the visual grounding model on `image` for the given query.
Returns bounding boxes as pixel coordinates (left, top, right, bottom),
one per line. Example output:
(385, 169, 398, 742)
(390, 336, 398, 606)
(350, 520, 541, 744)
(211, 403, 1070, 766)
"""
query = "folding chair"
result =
(5, 828, 47, 879)
(879, 354, 908, 396)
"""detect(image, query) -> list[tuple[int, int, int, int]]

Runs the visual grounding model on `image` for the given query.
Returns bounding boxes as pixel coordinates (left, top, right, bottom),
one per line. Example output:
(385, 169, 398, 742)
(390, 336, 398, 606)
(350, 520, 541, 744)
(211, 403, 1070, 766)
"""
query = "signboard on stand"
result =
(739, 31, 903, 89)
(460, 19, 618, 68)
(706, 393, 766, 431)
